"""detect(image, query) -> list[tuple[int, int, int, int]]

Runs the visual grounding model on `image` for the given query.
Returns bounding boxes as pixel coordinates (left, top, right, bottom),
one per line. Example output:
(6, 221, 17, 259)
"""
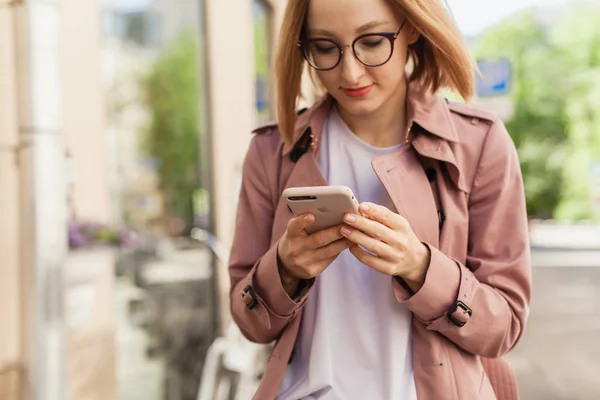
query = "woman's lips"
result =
(342, 84, 373, 98)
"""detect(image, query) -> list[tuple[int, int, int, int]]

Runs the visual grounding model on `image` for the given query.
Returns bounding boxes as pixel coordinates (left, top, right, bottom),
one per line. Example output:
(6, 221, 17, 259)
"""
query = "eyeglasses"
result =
(298, 20, 406, 71)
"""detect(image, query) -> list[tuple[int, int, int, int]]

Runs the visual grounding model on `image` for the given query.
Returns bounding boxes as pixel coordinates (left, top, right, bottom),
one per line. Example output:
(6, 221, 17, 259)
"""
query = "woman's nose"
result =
(339, 48, 365, 85)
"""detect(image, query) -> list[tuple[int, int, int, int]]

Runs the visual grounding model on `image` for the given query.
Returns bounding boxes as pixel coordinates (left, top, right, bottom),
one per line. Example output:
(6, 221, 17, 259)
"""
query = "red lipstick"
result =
(342, 84, 373, 98)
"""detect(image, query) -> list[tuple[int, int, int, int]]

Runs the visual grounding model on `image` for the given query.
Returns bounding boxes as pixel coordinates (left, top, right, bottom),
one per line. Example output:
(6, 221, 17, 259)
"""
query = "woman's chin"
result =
(335, 96, 383, 117)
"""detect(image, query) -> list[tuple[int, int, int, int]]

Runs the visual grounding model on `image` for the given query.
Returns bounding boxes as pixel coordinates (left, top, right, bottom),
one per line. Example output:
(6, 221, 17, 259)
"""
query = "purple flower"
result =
(67, 219, 139, 249)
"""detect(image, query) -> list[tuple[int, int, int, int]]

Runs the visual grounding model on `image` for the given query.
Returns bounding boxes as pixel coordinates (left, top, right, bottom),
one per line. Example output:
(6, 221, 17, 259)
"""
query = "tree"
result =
(550, 2, 600, 220)
(473, 3, 600, 221)
(141, 31, 201, 231)
(473, 11, 569, 219)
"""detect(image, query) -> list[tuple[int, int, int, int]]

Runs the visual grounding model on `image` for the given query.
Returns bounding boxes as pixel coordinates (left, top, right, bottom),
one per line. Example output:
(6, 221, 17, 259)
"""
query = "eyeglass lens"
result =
(304, 34, 393, 70)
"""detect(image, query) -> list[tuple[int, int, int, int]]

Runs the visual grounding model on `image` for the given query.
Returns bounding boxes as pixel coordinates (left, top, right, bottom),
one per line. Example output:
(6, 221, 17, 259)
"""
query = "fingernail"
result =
(345, 214, 356, 223)
(360, 204, 369, 212)
(305, 214, 314, 222)
(341, 227, 351, 236)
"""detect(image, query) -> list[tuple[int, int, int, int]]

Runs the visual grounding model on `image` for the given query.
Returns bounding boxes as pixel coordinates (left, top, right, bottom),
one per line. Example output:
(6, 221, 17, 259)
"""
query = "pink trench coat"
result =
(228, 84, 532, 400)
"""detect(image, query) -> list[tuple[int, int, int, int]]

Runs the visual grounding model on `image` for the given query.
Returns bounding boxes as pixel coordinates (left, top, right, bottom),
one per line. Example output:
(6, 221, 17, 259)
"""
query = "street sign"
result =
(476, 58, 512, 97)
(473, 58, 514, 122)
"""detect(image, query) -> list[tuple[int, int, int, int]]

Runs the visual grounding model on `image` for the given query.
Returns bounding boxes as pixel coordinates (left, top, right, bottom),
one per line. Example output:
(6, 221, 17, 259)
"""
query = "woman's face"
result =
(305, 0, 417, 117)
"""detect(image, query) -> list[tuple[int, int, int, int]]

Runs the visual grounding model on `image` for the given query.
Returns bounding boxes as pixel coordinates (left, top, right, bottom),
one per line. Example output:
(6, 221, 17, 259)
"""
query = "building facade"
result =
(0, 0, 313, 398)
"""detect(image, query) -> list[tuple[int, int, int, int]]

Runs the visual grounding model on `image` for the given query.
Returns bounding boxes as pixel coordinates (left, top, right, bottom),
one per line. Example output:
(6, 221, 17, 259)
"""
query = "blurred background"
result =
(0, 0, 599, 399)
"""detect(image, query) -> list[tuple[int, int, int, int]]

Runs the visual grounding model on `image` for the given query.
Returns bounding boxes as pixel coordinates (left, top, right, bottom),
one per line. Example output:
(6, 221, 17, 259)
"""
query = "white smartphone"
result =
(282, 185, 359, 234)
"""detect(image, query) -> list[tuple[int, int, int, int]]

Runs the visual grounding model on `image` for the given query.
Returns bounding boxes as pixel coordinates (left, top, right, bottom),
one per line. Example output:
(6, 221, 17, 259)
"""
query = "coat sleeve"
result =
(392, 119, 532, 358)
(229, 136, 313, 344)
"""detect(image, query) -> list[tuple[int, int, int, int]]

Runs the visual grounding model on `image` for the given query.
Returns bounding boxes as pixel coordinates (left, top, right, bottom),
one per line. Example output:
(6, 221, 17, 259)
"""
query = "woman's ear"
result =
(406, 23, 420, 45)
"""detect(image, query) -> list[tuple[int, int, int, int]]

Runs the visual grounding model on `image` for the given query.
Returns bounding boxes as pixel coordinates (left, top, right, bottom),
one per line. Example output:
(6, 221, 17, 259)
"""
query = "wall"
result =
(0, 0, 23, 383)
(205, 0, 256, 328)
(0, 0, 114, 396)
(62, 0, 110, 223)
(61, 0, 116, 398)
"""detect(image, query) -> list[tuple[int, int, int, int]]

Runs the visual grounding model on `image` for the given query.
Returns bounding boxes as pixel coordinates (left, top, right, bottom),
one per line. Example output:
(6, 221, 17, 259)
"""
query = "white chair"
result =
(192, 228, 268, 400)
(197, 321, 266, 400)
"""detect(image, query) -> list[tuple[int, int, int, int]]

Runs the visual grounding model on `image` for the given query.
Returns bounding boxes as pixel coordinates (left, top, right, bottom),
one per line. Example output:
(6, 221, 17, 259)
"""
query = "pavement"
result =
(506, 265, 600, 400)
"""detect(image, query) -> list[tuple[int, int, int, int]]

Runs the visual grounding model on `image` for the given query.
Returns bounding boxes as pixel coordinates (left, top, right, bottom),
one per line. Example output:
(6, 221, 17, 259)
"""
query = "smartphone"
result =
(283, 186, 359, 234)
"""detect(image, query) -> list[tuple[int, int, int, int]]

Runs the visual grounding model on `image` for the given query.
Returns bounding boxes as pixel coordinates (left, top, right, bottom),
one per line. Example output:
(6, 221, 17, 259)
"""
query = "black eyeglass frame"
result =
(297, 20, 407, 71)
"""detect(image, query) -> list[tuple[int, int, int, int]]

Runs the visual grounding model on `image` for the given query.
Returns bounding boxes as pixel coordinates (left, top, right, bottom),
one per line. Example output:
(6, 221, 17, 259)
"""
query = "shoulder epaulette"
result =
(250, 107, 310, 135)
(447, 101, 497, 123)
(251, 121, 278, 135)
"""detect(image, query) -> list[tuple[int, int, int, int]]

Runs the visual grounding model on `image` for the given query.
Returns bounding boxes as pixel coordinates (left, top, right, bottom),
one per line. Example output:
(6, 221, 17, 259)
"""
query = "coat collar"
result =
(282, 81, 460, 157)
(406, 83, 460, 143)
(282, 81, 468, 192)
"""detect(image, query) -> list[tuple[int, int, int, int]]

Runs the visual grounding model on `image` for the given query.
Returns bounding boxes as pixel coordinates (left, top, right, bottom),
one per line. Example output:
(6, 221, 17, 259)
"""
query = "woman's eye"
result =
(361, 38, 384, 48)
(314, 44, 336, 54)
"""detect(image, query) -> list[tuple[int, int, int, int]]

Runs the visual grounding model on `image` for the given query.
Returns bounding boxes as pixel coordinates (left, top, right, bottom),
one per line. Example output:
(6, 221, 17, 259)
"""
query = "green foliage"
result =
(551, 3, 600, 220)
(253, 1, 269, 76)
(141, 31, 201, 228)
(473, 2, 600, 220)
(253, 0, 272, 123)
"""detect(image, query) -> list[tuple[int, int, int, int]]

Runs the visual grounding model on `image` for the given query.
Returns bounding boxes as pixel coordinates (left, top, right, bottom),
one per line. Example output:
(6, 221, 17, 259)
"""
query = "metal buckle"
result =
(447, 300, 472, 327)
(241, 285, 258, 310)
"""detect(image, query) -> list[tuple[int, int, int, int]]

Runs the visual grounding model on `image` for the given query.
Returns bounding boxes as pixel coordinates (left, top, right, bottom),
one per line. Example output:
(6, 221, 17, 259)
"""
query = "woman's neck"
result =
(335, 87, 409, 148)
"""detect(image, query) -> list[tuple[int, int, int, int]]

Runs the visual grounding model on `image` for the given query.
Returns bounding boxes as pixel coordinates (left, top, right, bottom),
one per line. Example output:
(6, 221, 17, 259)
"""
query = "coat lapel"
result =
(411, 131, 468, 193)
(372, 146, 440, 248)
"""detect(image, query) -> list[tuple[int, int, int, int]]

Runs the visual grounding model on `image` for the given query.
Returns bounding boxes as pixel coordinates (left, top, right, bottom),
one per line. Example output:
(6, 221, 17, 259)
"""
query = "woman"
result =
(229, 0, 531, 398)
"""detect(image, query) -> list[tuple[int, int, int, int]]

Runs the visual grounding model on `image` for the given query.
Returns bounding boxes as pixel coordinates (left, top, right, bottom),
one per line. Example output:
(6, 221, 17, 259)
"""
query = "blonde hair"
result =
(274, 0, 476, 143)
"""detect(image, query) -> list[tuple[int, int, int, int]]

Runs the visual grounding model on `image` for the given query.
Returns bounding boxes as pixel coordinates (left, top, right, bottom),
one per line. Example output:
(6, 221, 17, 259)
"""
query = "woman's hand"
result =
(340, 202, 431, 292)
(277, 213, 354, 297)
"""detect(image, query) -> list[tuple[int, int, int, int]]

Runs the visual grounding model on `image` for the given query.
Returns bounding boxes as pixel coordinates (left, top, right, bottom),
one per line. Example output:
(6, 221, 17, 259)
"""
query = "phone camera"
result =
(289, 195, 317, 201)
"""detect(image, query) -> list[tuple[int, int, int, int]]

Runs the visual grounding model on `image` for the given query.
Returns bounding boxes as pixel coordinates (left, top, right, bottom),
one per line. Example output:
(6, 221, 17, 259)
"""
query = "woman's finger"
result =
(343, 212, 396, 244)
(287, 213, 315, 237)
(348, 245, 391, 274)
(303, 224, 345, 250)
(340, 225, 393, 258)
(318, 238, 354, 260)
(358, 202, 409, 231)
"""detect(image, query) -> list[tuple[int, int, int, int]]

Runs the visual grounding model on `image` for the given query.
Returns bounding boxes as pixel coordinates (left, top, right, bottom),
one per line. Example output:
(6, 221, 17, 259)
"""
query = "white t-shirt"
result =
(277, 107, 418, 400)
